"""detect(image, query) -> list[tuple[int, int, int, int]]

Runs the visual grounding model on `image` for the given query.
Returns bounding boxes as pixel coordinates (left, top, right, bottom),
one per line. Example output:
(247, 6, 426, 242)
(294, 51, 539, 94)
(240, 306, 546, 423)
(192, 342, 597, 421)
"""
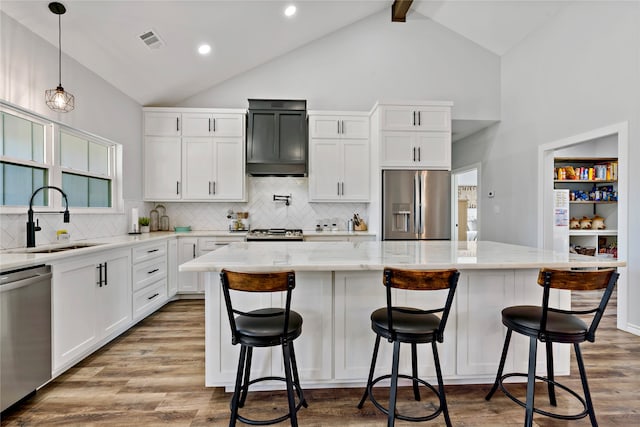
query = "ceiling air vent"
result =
(139, 29, 164, 50)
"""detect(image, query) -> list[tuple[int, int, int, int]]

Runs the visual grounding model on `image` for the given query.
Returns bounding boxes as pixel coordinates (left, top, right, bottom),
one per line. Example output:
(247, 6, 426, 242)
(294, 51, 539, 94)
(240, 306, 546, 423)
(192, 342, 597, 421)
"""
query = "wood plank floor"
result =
(2, 292, 639, 426)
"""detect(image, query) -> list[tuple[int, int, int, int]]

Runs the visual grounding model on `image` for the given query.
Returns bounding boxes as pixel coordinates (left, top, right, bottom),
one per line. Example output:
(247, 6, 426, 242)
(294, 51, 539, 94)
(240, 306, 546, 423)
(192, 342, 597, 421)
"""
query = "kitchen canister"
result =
(149, 207, 159, 231)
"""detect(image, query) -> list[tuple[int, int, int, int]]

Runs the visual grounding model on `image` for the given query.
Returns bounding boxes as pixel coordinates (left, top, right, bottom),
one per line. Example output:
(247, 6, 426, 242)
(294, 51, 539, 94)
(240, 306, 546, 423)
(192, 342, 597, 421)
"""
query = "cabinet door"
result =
(144, 112, 181, 136)
(380, 132, 416, 167)
(309, 115, 341, 138)
(415, 132, 451, 169)
(182, 137, 214, 200)
(340, 116, 369, 139)
(309, 139, 341, 201)
(182, 113, 213, 137)
(211, 114, 244, 137)
(144, 137, 181, 200)
(167, 239, 178, 297)
(52, 258, 100, 371)
(98, 250, 132, 338)
(212, 137, 245, 201)
(341, 140, 369, 201)
(414, 107, 451, 131)
(177, 239, 199, 292)
(380, 106, 416, 131)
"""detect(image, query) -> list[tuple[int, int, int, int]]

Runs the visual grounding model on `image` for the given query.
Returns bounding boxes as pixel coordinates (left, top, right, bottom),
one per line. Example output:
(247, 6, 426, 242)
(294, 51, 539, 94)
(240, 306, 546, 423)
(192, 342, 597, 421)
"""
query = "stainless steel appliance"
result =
(1, 264, 52, 412)
(246, 228, 304, 242)
(382, 170, 451, 240)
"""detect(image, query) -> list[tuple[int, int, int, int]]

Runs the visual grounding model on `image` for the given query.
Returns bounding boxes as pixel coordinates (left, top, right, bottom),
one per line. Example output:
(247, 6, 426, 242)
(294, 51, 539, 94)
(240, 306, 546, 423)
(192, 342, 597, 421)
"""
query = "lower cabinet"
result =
(177, 238, 199, 292)
(52, 248, 131, 374)
(132, 241, 168, 321)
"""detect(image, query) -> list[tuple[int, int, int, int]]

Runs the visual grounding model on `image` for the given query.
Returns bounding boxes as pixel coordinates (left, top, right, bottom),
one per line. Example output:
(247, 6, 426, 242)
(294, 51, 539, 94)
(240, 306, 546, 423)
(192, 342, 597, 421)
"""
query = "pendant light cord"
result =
(58, 13, 62, 86)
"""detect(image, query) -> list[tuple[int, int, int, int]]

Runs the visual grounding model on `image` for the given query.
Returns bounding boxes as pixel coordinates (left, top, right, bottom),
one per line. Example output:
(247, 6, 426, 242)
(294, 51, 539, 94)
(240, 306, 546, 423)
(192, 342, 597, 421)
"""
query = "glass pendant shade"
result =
(45, 85, 75, 112)
(45, 2, 75, 113)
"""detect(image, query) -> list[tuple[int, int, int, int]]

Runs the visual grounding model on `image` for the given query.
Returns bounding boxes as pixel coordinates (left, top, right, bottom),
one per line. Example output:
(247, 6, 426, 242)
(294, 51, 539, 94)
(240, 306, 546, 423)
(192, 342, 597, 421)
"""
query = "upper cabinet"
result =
(143, 108, 246, 202)
(373, 102, 453, 170)
(308, 112, 370, 202)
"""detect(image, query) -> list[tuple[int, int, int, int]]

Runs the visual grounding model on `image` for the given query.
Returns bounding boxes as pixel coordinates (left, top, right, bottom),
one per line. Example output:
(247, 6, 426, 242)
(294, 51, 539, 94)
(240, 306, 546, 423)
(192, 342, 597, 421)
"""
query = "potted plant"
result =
(138, 217, 150, 233)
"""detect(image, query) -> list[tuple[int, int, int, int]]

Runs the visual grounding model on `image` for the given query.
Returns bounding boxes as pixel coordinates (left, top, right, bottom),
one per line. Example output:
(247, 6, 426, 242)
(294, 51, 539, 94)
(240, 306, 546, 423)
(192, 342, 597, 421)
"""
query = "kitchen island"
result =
(180, 240, 624, 390)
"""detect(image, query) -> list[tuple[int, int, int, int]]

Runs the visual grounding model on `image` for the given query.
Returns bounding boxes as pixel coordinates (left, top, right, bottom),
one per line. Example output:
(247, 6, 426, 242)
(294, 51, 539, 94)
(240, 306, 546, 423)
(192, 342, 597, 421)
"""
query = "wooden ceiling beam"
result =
(392, 0, 413, 22)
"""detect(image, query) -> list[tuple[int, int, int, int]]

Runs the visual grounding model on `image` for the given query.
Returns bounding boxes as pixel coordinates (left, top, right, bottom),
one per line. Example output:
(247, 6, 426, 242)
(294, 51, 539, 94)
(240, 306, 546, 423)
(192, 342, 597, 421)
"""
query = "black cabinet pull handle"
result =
(418, 111, 421, 126)
(213, 118, 216, 132)
(418, 147, 421, 162)
(104, 262, 108, 286)
(147, 293, 159, 301)
(96, 263, 103, 287)
(148, 268, 159, 275)
(176, 117, 179, 132)
(147, 248, 159, 254)
(192, 244, 196, 258)
(342, 182, 344, 195)
(176, 181, 180, 195)
(213, 181, 216, 195)
(208, 118, 211, 132)
(413, 111, 416, 126)
(337, 182, 340, 196)
(413, 147, 416, 162)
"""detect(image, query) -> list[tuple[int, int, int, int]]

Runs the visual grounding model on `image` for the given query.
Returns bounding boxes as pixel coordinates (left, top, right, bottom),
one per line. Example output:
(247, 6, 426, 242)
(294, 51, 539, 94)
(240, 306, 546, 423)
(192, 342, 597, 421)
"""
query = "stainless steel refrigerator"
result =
(382, 170, 451, 240)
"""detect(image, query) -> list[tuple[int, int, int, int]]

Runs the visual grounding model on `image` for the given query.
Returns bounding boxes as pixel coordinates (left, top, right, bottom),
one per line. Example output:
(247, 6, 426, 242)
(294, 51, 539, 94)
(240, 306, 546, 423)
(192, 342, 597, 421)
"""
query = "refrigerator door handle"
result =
(418, 173, 423, 234)
(414, 173, 420, 234)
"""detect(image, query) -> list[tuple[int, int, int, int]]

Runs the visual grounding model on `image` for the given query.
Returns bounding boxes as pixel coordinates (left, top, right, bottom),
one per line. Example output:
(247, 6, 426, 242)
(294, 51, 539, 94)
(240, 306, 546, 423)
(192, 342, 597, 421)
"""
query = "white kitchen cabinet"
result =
(167, 239, 178, 297)
(52, 248, 131, 374)
(132, 241, 168, 321)
(182, 137, 245, 201)
(177, 238, 199, 293)
(308, 112, 370, 202)
(144, 136, 182, 200)
(380, 131, 451, 169)
(182, 112, 244, 137)
(144, 111, 181, 136)
(303, 234, 376, 242)
(380, 105, 451, 132)
(143, 108, 246, 201)
(309, 113, 369, 139)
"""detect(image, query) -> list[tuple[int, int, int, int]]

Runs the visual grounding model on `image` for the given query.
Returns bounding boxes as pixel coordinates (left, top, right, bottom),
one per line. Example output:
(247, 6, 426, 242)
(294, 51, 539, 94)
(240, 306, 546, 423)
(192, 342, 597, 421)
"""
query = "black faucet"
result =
(27, 186, 70, 248)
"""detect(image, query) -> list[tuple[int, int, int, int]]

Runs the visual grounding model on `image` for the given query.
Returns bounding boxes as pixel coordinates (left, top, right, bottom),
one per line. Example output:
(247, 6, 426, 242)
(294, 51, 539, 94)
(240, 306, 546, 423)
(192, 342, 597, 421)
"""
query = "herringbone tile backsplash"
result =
(1, 177, 369, 249)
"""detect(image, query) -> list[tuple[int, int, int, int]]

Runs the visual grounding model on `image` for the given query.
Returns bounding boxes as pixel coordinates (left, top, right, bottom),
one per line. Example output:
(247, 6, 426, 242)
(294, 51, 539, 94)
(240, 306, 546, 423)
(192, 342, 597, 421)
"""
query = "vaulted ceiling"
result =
(1, 1, 570, 106)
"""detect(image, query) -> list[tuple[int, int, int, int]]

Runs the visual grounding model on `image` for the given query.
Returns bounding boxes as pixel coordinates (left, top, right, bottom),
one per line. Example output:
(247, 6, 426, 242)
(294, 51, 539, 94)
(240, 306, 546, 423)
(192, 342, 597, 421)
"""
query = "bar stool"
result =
(220, 269, 307, 427)
(357, 268, 460, 427)
(485, 268, 619, 427)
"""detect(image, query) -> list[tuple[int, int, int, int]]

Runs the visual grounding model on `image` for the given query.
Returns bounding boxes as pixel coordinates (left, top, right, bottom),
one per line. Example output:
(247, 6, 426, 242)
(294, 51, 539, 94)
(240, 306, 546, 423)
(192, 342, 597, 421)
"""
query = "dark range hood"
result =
(246, 99, 308, 176)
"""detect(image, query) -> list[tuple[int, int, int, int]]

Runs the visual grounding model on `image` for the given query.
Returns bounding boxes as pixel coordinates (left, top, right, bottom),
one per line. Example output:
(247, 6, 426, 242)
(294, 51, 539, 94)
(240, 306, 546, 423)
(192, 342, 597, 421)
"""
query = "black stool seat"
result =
(371, 307, 441, 343)
(358, 268, 460, 427)
(486, 268, 619, 427)
(221, 270, 307, 427)
(235, 308, 303, 347)
(502, 305, 588, 343)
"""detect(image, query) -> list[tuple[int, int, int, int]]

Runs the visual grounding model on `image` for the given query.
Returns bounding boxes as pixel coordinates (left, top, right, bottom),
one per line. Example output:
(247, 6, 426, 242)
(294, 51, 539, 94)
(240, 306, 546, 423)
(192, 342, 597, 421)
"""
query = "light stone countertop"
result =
(180, 240, 625, 273)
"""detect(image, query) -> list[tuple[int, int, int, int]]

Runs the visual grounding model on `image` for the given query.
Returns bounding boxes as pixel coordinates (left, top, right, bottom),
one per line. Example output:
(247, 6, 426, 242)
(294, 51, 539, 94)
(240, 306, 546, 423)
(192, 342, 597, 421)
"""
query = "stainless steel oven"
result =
(1, 264, 52, 412)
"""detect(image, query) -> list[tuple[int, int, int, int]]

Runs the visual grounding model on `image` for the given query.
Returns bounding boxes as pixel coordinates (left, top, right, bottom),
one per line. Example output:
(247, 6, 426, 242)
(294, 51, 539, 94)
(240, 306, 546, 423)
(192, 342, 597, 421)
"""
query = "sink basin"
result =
(10, 243, 104, 254)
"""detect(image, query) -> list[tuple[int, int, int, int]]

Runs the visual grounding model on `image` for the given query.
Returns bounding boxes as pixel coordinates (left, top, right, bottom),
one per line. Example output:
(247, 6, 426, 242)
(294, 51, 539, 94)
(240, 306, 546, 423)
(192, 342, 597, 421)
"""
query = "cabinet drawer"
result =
(133, 279, 167, 320)
(133, 258, 167, 292)
(132, 242, 166, 264)
(198, 237, 244, 251)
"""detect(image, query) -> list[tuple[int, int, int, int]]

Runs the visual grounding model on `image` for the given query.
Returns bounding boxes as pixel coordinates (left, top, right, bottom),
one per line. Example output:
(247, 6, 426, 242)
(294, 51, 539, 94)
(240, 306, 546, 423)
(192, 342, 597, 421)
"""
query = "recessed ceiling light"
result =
(198, 44, 211, 55)
(284, 5, 296, 17)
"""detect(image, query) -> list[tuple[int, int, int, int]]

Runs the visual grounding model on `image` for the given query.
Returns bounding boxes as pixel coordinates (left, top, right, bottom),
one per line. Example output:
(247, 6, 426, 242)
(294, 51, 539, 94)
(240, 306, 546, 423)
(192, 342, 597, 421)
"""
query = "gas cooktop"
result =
(246, 228, 304, 241)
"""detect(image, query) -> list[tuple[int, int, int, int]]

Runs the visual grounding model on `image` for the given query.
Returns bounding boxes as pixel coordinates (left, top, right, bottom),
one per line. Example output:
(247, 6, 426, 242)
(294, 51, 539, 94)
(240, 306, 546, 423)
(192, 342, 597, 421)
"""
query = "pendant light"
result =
(45, 2, 75, 113)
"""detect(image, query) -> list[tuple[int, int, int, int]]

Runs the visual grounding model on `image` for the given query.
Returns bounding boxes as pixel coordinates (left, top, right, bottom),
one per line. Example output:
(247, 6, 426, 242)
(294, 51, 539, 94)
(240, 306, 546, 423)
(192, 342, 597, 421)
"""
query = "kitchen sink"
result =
(9, 243, 104, 254)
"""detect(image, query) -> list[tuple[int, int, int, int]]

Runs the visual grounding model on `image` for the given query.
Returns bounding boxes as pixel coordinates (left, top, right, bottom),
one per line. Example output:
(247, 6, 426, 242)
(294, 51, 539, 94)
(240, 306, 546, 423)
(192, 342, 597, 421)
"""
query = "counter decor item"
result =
(138, 217, 150, 233)
(174, 226, 191, 233)
(129, 208, 140, 234)
(154, 205, 169, 231)
(149, 207, 159, 231)
(227, 210, 249, 231)
(353, 213, 367, 231)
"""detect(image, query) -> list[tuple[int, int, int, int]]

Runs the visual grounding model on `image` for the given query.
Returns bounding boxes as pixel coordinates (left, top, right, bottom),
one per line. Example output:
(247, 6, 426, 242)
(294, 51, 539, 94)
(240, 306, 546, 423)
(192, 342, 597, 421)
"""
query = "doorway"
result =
(453, 165, 480, 241)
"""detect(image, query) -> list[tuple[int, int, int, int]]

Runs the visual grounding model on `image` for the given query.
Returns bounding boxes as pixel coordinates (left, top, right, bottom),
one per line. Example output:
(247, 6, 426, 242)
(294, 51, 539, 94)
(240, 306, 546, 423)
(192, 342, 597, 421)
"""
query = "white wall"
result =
(1, 12, 143, 201)
(453, 1, 640, 329)
(1, 12, 145, 249)
(179, 10, 500, 119)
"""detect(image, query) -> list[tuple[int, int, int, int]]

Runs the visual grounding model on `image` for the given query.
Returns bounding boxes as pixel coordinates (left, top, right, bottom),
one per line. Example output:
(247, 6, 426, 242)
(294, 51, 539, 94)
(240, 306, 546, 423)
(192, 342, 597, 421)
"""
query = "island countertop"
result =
(180, 240, 624, 272)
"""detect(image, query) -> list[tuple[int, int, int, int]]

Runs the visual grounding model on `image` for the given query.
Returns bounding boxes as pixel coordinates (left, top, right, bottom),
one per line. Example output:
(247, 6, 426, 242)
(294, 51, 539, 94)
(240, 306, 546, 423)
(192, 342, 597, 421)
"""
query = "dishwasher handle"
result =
(0, 271, 52, 293)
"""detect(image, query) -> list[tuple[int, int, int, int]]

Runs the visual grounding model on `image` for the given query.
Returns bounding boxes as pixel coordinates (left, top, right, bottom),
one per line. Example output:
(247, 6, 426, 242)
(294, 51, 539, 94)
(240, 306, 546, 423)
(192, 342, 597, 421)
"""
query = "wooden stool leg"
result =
(388, 340, 401, 427)
(358, 335, 381, 409)
(486, 329, 513, 400)
(545, 341, 557, 406)
(575, 343, 598, 427)
(283, 342, 298, 427)
(525, 336, 538, 427)
(229, 345, 247, 427)
(411, 343, 421, 401)
(432, 340, 452, 427)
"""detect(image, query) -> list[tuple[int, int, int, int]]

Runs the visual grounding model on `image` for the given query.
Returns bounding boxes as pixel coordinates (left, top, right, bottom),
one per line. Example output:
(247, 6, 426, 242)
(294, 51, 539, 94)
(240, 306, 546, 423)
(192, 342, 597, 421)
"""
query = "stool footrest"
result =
(233, 376, 306, 426)
(498, 372, 589, 421)
(367, 374, 443, 422)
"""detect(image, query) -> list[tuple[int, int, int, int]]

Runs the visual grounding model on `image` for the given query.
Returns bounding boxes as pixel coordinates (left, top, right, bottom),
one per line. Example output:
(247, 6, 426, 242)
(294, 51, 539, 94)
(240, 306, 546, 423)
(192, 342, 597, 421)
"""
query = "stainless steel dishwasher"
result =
(1, 264, 52, 412)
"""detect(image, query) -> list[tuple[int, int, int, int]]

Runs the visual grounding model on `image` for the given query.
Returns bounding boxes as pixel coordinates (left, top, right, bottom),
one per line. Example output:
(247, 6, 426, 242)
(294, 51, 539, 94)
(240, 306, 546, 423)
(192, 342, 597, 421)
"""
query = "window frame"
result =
(0, 102, 123, 214)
